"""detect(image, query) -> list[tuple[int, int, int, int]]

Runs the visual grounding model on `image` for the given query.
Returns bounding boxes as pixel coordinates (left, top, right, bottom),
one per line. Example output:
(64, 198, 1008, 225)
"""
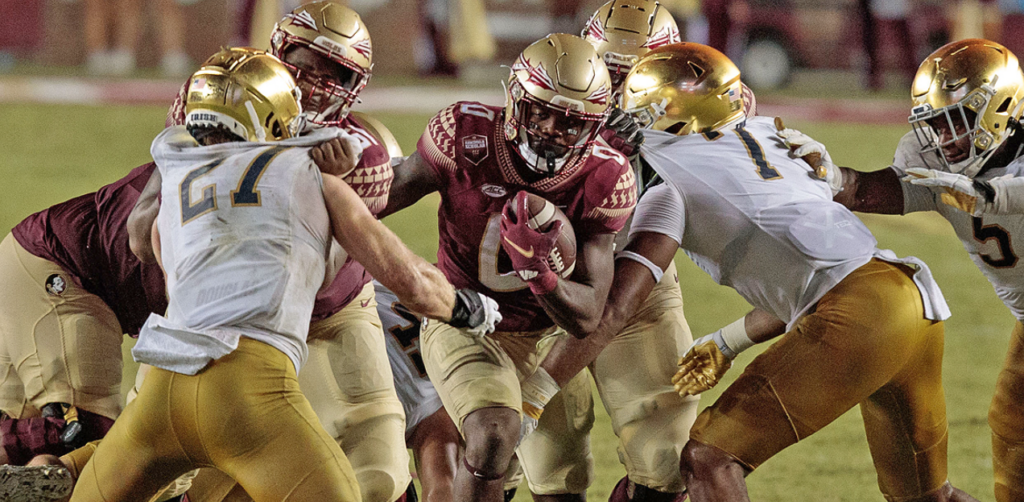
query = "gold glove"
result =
(672, 339, 732, 397)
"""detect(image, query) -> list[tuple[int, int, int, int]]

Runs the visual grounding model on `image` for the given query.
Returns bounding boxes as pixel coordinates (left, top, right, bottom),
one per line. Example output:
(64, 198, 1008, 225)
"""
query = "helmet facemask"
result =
(910, 87, 1001, 177)
(504, 78, 606, 177)
(272, 32, 370, 129)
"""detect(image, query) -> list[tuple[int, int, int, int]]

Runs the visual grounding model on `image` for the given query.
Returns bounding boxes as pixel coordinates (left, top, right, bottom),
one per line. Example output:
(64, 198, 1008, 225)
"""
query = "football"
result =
(508, 193, 577, 278)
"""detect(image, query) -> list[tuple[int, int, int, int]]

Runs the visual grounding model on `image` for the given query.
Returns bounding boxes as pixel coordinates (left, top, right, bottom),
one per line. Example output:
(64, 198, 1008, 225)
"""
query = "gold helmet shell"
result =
(185, 47, 303, 142)
(270, 1, 372, 126)
(621, 42, 744, 135)
(504, 33, 613, 175)
(582, 0, 680, 90)
(909, 38, 1024, 177)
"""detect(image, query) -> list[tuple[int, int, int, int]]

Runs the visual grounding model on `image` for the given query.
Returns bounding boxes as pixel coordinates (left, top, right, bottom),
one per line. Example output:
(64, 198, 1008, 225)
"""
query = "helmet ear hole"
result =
(664, 121, 687, 135)
(997, 97, 1012, 114)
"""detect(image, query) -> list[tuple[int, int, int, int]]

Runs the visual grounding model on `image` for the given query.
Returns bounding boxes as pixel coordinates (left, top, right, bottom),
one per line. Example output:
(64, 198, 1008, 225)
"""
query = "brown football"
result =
(508, 193, 577, 278)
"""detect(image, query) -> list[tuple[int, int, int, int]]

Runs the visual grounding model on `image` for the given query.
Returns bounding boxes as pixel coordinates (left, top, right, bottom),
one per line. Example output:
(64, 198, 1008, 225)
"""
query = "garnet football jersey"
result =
(417, 102, 637, 331)
(168, 79, 393, 321)
(11, 163, 167, 335)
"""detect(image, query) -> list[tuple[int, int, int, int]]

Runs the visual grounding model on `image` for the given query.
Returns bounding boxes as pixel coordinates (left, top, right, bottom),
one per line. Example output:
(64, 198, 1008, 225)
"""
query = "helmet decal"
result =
(286, 10, 318, 31)
(584, 14, 607, 42)
(641, 26, 680, 49)
(585, 84, 610, 106)
(352, 38, 372, 60)
(514, 55, 557, 92)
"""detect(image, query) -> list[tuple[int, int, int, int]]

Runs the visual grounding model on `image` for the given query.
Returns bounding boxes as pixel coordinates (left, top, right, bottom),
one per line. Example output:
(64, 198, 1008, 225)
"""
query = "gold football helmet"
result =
(621, 42, 744, 135)
(185, 47, 303, 142)
(909, 38, 1024, 177)
(582, 0, 680, 90)
(504, 34, 613, 176)
(270, 1, 372, 127)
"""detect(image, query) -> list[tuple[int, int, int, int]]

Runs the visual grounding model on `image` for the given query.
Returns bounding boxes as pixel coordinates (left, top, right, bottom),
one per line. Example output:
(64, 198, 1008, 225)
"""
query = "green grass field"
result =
(0, 102, 1011, 501)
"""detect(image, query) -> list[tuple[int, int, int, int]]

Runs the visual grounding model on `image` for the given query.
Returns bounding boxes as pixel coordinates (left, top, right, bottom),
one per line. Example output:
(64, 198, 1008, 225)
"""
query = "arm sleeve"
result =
(889, 132, 939, 214)
(627, 182, 685, 244)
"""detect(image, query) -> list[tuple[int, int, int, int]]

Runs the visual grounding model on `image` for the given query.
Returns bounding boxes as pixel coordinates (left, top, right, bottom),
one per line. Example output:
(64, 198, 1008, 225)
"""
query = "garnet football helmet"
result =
(185, 47, 303, 142)
(582, 0, 680, 91)
(909, 38, 1024, 177)
(621, 42, 744, 135)
(504, 34, 613, 176)
(270, 1, 372, 127)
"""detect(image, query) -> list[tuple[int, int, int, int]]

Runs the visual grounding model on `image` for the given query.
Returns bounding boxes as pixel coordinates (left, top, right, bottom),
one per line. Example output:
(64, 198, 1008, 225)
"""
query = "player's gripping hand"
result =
(449, 289, 502, 336)
(902, 167, 1000, 216)
(500, 191, 563, 295)
(310, 134, 363, 178)
(604, 107, 644, 156)
(774, 120, 843, 196)
(672, 334, 733, 397)
(518, 367, 559, 444)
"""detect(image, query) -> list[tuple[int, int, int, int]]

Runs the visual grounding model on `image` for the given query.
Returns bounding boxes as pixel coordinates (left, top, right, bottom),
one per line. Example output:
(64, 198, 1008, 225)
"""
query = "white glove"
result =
(518, 367, 559, 444)
(776, 127, 843, 196)
(902, 168, 990, 216)
(452, 290, 502, 337)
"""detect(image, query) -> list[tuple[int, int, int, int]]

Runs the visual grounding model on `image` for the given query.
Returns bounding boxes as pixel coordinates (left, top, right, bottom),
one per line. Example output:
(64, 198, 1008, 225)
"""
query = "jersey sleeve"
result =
(888, 131, 939, 214)
(579, 156, 637, 235)
(416, 104, 460, 183)
(627, 182, 685, 244)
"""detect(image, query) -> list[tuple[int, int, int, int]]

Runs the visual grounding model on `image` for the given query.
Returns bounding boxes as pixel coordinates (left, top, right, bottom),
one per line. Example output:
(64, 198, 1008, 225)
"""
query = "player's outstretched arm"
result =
(127, 169, 162, 263)
(321, 173, 455, 320)
(377, 151, 443, 219)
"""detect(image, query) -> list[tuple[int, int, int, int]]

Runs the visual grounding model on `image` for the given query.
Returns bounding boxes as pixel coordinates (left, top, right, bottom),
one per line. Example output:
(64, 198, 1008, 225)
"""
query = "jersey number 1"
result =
(180, 147, 287, 224)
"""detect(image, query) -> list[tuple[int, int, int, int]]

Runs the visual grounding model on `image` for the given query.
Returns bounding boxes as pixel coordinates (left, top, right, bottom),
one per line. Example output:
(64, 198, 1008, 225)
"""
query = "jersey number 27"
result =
(180, 147, 287, 224)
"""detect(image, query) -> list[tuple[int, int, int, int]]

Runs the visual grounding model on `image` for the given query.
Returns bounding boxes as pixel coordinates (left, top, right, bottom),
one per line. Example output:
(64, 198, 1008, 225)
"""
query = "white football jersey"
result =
(135, 126, 351, 374)
(373, 281, 443, 437)
(635, 117, 948, 326)
(893, 130, 1024, 320)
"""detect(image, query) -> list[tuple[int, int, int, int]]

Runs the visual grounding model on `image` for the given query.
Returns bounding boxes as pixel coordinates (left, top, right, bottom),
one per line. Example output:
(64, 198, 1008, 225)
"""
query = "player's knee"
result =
(357, 470, 402, 502)
(609, 477, 682, 502)
(462, 408, 519, 475)
(680, 440, 737, 481)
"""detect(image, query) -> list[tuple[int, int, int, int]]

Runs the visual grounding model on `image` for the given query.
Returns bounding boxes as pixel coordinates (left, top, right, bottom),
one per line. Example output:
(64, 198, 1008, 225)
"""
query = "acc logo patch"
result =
(45, 274, 67, 296)
(480, 184, 507, 198)
(462, 134, 489, 166)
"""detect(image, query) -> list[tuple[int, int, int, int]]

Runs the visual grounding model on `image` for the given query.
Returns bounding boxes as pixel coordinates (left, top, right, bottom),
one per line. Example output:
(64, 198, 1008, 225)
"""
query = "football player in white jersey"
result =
(779, 38, 1024, 502)
(66, 48, 499, 502)
(560, 42, 978, 501)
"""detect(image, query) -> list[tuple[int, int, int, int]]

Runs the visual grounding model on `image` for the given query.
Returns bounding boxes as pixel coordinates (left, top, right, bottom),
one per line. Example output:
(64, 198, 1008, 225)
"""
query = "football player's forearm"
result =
(744, 308, 787, 344)
(536, 233, 617, 335)
(323, 175, 456, 321)
(127, 170, 162, 263)
(378, 151, 442, 219)
(833, 167, 904, 214)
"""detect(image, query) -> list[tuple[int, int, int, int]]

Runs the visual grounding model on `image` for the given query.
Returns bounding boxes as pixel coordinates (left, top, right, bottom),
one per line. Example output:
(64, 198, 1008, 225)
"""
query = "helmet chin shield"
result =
(909, 88, 998, 177)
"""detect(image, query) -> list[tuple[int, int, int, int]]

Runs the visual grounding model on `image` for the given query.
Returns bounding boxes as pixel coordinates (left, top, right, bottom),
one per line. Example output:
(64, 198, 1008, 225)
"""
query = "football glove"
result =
(902, 168, 999, 216)
(449, 289, 502, 337)
(604, 107, 644, 157)
(775, 121, 843, 196)
(672, 318, 751, 397)
(519, 367, 559, 445)
(500, 192, 562, 295)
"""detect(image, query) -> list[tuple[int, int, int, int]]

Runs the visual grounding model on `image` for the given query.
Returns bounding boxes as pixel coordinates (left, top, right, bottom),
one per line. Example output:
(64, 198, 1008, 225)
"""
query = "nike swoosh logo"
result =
(361, 299, 372, 308)
(503, 237, 535, 258)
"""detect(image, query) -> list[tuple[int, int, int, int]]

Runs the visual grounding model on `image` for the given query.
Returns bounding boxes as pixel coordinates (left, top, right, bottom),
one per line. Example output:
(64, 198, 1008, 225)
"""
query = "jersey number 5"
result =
(973, 217, 1019, 268)
(180, 147, 287, 224)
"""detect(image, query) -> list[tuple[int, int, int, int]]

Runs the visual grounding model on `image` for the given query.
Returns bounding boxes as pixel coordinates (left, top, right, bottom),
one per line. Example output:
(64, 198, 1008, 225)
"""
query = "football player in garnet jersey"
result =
(779, 38, 1024, 502)
(379, 33, 637, 502)
(603, 42, 977, 502)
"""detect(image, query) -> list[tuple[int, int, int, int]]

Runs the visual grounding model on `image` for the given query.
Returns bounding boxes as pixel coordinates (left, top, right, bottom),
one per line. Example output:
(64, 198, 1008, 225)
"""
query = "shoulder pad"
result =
(350, 111, 403, 158)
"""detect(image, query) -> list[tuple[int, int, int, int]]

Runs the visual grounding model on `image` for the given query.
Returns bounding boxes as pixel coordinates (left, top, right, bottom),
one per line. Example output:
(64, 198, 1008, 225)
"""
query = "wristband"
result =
(528, 270, 559, 295)
(616, 250, 664, 282)
(449, 289, 480, 328)
(715, 317, 754, 359)
(521, 367, 560, 411)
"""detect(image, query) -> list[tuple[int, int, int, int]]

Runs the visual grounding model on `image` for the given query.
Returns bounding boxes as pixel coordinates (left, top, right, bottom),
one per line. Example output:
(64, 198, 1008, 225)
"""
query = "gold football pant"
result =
(689, 259, 949, 501)
(990, 320, 1024, 502)
(68, 337, 360, 502)
(591, 260, 697, 493)
(421, 322, 594, 495)
(0, 234, 123, 420)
